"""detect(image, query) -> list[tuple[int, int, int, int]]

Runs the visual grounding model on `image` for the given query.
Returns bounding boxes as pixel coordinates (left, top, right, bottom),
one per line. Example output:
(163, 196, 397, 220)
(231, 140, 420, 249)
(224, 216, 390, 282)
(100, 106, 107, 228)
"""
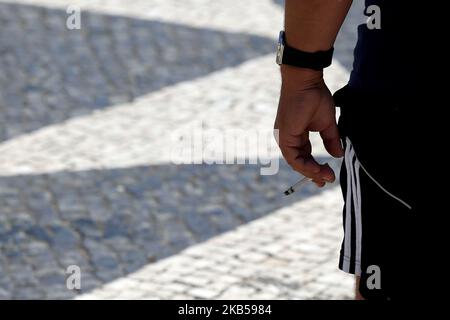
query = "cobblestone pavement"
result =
(0, 0, 363, 299)
(78, 189, 354, 300)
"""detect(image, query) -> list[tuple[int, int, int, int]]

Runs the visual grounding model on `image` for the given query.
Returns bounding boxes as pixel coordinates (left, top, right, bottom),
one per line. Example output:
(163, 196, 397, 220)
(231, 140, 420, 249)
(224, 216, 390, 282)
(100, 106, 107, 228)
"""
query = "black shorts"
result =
(333, 85, 428, 300)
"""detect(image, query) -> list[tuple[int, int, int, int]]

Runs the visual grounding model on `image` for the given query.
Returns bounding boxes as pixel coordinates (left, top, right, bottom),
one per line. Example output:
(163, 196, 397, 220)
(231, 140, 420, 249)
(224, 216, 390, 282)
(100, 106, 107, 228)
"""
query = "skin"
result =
(273, 0, 361, 297)
(355, 276, 365, 300)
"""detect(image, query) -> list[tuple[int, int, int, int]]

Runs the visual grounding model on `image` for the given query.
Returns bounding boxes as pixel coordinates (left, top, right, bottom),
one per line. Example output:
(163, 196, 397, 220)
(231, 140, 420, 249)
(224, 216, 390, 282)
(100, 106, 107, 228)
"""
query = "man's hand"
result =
(274, 65, 344, 187)
(275, 0, 352, 187)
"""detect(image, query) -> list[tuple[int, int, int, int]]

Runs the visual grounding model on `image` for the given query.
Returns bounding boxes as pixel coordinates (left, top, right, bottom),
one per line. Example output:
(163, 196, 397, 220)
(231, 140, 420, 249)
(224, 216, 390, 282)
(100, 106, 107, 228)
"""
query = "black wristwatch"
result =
(276, 31, 334, 71)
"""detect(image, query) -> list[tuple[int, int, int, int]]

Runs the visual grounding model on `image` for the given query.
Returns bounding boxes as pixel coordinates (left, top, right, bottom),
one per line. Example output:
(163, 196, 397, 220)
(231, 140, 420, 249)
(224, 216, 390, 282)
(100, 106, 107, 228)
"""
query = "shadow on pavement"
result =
(0, 1, 353, 299)
(0, 2, 275, 142)
(0, 157, 340, 299)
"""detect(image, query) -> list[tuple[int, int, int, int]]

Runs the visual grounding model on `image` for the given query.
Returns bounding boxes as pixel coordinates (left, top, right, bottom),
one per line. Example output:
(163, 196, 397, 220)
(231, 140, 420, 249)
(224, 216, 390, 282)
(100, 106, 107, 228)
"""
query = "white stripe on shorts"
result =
(342, 138, 363, 275)
(342, 139, 354, 273)
(341, 137, 412, 275)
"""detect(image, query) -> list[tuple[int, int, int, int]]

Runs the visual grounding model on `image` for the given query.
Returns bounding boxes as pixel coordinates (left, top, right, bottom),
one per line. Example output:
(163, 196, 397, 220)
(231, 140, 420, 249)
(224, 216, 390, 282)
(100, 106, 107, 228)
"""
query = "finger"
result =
(312, 164, 335, 182)
(282, 146, 320, 175)
(295, 133, 322, 173)
(320, 122, 344, 158)
(312, 164, 336, 187)
(280, 134, 321, 175)
(318, 163, 336, 182)
(299, 131, 320, 174)
(303, 156, 322, 174)
(312, 179, 326, 188)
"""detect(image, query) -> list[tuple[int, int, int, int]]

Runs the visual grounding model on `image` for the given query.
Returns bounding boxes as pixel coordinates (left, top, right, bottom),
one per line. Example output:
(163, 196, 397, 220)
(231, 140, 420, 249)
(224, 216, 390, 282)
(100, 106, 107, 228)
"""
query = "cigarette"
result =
(283, 176, 311, 196)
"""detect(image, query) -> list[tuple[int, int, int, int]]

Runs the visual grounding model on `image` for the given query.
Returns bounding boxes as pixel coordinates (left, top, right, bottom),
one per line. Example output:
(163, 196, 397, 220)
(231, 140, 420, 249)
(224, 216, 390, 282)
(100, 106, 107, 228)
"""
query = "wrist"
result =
(280, 65, 324, 89)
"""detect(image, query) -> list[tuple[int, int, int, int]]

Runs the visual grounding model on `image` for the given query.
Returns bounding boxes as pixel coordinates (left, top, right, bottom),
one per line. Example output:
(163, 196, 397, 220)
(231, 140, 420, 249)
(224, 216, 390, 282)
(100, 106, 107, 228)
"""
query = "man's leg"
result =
(355, 276, 364, 300)
(335, 85, 414, 300)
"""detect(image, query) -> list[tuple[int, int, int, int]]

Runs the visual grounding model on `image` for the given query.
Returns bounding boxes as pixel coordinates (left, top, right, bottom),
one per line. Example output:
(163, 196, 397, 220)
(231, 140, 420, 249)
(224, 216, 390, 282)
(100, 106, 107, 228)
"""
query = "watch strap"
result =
(282, 45, 334, 71)
(277, 31, 334, 71)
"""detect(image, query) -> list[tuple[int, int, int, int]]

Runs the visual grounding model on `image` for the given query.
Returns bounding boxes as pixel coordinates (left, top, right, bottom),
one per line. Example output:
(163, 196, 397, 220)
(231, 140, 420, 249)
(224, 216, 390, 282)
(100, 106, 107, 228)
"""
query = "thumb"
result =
(320, 122, 344, 158)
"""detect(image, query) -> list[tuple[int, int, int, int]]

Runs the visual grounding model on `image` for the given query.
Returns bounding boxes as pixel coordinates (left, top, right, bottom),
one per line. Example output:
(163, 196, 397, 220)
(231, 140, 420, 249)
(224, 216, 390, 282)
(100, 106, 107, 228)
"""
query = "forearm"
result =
(281, 0, 353, 85)
(284, 0, 353, 52)
(275, 1, 348, 181)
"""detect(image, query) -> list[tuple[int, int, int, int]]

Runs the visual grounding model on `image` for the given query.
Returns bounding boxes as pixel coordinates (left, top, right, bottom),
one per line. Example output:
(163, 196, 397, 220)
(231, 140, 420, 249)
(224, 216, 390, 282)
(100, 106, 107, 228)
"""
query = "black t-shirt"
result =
(348, 1, 425, 94)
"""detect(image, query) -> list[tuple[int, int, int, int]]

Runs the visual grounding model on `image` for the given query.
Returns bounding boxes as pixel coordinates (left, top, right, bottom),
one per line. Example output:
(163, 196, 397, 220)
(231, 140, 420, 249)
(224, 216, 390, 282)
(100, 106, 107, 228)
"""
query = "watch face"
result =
(276, 31, 285, 65)
(276, 42, 284, 65)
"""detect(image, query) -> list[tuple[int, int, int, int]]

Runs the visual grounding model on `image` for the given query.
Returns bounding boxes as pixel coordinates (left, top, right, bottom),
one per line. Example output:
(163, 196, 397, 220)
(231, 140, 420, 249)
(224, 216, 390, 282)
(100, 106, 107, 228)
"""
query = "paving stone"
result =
(0, 0, 360, 299)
